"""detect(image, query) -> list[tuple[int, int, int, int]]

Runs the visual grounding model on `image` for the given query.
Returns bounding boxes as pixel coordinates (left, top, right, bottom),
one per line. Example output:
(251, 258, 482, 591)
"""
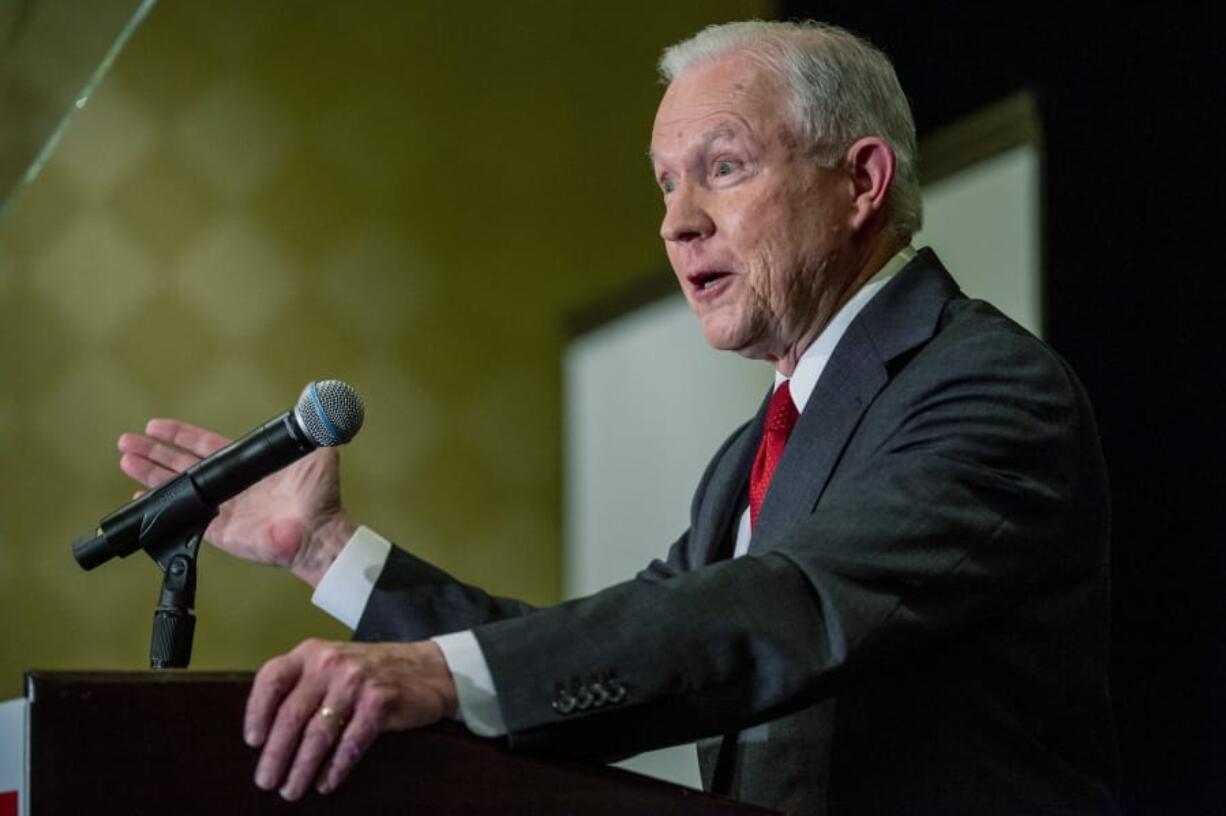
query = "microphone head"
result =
(294, 380, 365, 446)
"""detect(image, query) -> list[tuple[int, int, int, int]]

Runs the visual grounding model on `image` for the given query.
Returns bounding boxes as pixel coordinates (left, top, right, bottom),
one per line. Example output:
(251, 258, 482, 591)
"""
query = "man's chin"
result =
(700, 322, 762, 358)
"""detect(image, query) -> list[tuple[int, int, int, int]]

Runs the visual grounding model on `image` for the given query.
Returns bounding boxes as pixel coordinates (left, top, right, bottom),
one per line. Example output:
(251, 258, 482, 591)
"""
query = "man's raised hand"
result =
(117, 418, 354, 587)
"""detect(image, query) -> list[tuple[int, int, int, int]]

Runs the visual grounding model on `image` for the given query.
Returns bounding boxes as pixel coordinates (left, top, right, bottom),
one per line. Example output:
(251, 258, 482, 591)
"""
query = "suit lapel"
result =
(749, 249, 962, 553)
(692, 391, 768, 565)
(748, 319, 888, 551)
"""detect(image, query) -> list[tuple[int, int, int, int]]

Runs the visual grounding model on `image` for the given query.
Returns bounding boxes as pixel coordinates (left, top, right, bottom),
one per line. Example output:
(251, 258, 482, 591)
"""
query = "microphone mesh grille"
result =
(295, 380, 365, 446)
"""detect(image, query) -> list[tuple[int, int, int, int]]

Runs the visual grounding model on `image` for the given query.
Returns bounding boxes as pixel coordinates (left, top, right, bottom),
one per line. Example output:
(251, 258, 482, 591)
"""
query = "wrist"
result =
(290, 513, 358, 588)
(415, 640, 459, 719)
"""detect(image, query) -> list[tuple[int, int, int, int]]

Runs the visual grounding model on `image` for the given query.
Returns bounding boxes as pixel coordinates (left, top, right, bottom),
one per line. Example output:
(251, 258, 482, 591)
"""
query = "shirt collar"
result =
(778, 245, 917, 413)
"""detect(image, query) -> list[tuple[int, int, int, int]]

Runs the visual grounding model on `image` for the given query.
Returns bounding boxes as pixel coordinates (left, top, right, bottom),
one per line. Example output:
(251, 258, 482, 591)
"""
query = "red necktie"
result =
(748, 381, 800, 529)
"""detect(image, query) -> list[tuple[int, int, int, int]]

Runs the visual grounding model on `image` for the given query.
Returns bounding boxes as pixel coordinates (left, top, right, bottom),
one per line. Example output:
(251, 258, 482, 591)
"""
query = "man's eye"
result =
(713, 160, 738, 177)
(661, 178, 677, 194)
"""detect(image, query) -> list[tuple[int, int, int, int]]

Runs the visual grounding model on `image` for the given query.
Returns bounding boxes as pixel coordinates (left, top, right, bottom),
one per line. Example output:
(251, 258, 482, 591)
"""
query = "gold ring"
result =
(317, 705, 343, 725)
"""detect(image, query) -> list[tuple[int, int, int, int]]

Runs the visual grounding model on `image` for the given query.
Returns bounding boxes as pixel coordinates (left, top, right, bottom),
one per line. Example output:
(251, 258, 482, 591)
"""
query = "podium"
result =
(5, 672, 779, 814)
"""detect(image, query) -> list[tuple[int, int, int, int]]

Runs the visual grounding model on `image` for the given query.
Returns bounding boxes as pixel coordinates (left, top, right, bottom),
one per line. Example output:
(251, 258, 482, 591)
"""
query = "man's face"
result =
(650, 53, 858, 364)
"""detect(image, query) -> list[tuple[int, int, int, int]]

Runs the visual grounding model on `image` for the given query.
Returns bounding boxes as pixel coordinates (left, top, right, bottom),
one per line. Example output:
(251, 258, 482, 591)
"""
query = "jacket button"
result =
(574, 685, 594, 710)
(552, 690, 577, 715)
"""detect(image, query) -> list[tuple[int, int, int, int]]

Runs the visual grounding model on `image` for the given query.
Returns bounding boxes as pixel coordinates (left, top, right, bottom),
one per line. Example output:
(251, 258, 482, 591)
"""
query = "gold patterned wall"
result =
(0, 1, 770, 695)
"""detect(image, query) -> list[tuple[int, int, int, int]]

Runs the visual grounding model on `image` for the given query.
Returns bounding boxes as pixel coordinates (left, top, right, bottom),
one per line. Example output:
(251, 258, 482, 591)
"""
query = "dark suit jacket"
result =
(356, 250, 1119, 815)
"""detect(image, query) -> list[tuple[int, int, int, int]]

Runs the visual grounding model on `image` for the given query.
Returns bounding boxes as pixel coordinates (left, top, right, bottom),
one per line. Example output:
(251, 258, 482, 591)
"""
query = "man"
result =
(118, 21, 1118, 815)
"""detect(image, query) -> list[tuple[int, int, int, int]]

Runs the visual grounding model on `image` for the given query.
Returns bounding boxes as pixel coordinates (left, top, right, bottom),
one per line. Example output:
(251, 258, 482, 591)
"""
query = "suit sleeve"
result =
(472, 319, 1104, 760)
(352, 545, 537, 642)
(352, 415, 752, 643)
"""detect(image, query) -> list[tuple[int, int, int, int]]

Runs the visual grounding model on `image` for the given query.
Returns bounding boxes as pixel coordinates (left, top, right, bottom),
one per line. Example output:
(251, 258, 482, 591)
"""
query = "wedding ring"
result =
(317, 705, 344, 726)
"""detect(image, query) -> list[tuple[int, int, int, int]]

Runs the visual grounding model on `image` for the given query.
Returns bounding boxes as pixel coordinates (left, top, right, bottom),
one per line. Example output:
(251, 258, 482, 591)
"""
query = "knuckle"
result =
(338, 661, 368, 689)
(261, 744, 288, 767)
(333, 739, 365, 768)
(306, 641, 350, 673)
(366, 688, 396, 719)
(254, 655, 285, 683)
(253, 656, 298, 693)
(285, 701, 315, 725)
(300, 727, 333, 753)
(256, 675, 288, 702)
(319, 650, 345, 672)
(297, 637, 323, 654)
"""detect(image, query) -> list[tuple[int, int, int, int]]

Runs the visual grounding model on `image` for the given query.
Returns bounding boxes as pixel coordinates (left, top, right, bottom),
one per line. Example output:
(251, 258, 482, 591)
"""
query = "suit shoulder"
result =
(926, 296, 1083, 398)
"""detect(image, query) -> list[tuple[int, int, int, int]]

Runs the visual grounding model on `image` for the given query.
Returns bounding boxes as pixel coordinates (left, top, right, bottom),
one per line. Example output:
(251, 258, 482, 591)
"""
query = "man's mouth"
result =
(688, 271, 732, 292)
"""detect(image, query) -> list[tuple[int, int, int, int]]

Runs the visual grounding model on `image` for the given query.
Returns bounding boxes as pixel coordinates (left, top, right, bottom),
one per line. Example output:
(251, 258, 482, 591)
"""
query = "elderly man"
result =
(118, 20, 1118, 816)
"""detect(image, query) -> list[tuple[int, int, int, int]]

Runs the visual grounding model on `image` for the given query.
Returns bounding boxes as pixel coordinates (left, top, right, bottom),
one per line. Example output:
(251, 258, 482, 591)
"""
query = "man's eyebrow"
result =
(702, 125, 740, 145)
(647, 125, 744, 168)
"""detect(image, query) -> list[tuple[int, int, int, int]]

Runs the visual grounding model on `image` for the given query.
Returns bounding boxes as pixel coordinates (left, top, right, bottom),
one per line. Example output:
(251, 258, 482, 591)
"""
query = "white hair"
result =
(659, 20, 922, 238)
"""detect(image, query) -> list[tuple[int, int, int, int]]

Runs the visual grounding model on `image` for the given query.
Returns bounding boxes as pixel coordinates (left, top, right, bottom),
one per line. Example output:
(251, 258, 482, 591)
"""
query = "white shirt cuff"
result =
(311, 525, 506, 738)
(311, 525, 391, 630)
(432, 630, 508, 737)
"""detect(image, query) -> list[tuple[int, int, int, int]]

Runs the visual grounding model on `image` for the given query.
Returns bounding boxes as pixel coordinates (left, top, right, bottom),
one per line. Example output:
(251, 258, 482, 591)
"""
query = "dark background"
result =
(780, 2, 1223, 812)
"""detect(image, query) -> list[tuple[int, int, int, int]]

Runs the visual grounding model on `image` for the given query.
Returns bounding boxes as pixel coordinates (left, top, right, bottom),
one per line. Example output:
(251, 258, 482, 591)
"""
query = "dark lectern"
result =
(23, 672, 779, 815)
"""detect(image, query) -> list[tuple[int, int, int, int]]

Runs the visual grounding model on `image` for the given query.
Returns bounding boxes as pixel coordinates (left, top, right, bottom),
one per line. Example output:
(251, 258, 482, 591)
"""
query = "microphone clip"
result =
(147, 529, 204, 670)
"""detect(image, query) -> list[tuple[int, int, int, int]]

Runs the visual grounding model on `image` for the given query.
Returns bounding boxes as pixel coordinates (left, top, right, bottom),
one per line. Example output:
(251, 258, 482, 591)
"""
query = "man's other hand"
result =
(244, 639, 458, 801)
(117, 418, 354, 586)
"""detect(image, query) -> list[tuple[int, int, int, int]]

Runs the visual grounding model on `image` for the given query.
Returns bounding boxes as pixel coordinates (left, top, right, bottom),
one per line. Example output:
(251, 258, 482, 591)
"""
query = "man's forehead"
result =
(650, 54, 786, 148)
(648, 122, 745, 166)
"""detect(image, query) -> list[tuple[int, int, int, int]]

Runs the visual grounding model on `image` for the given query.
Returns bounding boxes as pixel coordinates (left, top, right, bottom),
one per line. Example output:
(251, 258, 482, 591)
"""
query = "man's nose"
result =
(660, 183, 715, 243)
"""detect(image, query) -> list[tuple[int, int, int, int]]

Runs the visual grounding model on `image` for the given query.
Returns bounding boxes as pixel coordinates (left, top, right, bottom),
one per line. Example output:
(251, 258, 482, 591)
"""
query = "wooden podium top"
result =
(25, 671, 779, 815)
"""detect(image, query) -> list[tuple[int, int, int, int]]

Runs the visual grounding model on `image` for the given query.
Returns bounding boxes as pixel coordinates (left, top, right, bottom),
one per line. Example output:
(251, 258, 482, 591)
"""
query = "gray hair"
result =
(659, 20, 922, 238)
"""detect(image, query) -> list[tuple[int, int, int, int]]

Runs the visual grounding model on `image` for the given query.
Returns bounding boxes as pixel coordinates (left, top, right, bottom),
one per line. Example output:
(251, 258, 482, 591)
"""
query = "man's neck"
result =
(773, 232, 909, 377)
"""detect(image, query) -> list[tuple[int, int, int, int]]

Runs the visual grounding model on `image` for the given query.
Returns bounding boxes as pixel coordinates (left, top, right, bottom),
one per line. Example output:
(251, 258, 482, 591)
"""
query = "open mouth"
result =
(689, 271, 731, 291)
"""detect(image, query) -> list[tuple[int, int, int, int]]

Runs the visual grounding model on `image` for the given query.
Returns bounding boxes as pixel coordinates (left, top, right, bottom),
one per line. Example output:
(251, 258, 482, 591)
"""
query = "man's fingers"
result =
(117, 451, 179, 489)
(245, 651, 304, 749)
(278, 702, 349, 801)
(118, 433, 200, 486)
(253, 684, 321, 793)
(122, 433, 204, 474)
(145, 418, 232, 459)
(317, 708, 380, 795)
(116, 421, 233, 488)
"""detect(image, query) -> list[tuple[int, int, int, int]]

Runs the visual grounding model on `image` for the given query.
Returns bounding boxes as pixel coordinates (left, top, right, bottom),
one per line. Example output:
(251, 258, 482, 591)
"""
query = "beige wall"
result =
(0, 0, 769, 696)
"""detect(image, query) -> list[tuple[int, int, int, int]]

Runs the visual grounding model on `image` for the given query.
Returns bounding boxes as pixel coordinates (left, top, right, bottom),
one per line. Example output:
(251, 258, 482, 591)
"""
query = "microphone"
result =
(73, 379, 365, 570)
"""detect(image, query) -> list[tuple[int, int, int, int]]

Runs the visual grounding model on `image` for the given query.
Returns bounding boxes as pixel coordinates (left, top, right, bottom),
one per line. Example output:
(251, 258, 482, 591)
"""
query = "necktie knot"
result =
(748, 382, 799, 530)
(764, 383, 799, 433)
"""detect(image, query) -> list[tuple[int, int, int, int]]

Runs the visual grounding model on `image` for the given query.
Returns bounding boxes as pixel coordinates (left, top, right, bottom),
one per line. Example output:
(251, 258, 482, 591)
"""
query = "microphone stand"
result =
(146, 531, 203, 669)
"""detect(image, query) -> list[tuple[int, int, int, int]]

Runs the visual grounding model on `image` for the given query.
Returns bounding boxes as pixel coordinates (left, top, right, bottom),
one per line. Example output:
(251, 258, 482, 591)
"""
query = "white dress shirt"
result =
(312, 246, 917, 738)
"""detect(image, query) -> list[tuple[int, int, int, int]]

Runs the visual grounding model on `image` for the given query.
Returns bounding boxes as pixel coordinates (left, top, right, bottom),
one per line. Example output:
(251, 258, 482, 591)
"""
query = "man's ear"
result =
(844, 137, 895, 232)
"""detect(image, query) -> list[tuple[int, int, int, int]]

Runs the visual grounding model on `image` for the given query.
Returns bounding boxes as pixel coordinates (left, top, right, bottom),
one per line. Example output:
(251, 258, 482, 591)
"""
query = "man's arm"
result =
(121, 303, 1103, 792)
(471, 316, 1103, 758)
